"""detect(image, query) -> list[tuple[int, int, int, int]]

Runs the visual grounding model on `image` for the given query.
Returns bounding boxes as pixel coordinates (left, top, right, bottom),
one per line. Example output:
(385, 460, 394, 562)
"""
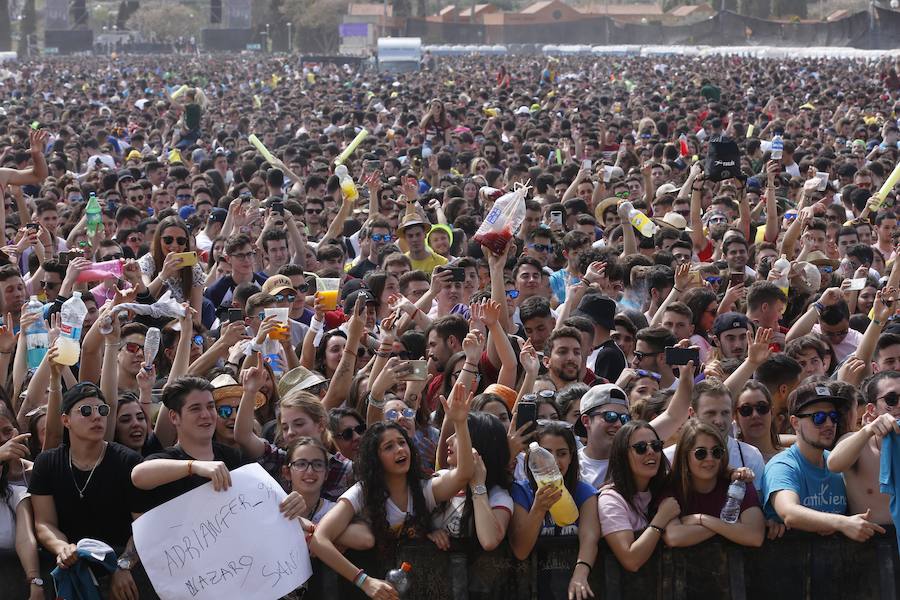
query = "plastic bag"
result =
(473, 185, 529, 255)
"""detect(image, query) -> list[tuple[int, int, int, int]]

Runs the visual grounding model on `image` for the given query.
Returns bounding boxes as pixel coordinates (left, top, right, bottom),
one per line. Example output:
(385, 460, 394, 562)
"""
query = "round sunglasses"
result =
(692, 446, 725, 461)
(336, 423, 367, 440)
(737, 402, 771, 417)
(631, 439, 663, 455)
(75, 404, 110, 417)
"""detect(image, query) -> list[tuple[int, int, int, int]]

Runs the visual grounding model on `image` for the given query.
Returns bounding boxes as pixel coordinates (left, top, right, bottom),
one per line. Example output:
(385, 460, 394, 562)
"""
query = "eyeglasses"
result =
(289, 458, 327, 473)
(123, 342, 143, 354)
(737, 402, 771, 417)
(274, 292, 297, 303)
(693, 446, 725, 461)
(385, 408, 416, 421)
(821, 328, 848, 340)
(594, 410, 631, 425)
(229, 251, 256, 260)
(41, 280, 60, 290)
(708, 217, 728, 225)
(337, 423, 367, 440)
(631, 439, 664, 455)
(528, 243, 553, 253)
(505, 289, 520, 299)
(161, 235, 188, 246)
(878, 392, 900, 407)
(796, 410, 841, 426)
(633, 350, 662, 362)
(635, 369, 662, 382)
(77, 404, 110, 417)
(371, 233, 393, 242)
(217, 405, 236, 419)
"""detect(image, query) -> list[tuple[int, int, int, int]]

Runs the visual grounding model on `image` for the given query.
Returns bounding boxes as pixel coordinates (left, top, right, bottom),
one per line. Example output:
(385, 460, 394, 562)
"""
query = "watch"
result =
(29, 577, 44, 587)
(471, 484, 487, 496)
(117, 557, 134, 571)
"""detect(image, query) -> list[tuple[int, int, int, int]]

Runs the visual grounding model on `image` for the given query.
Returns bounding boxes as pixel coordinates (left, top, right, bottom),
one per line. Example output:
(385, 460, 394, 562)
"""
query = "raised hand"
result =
(441, 380, 474, 424)
(747, 327, 773, 366)
(192, 460, 232, 491)
(240, 363, 269, 395)
(462, 329, 485, 364)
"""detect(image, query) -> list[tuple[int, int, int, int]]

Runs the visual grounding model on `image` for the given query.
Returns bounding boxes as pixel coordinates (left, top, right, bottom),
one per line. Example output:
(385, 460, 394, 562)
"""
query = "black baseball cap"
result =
(573, 294, 617, 331)
(712, 312, 751, 337)
(788, 382, 850, 416)
(60, 382, 107, 415)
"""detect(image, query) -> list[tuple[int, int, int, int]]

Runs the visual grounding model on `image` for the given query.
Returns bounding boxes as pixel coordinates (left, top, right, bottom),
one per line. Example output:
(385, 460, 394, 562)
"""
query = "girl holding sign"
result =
(310, 380, 475, 599)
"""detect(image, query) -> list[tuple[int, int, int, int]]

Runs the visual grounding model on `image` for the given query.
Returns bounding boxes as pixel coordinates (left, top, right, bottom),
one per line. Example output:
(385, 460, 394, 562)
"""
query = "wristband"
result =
(873, 318, 884, 326)
(187, 460, 194, 476)
(310, 317, 324, 333)
(649, 524, 664, 536)
(366, 393, 386, 409)
(575, 560, 592, 573)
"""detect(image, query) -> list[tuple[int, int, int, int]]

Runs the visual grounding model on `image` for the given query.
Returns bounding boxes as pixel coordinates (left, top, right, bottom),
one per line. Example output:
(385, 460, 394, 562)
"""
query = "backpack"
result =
(704, 135, 743, 182)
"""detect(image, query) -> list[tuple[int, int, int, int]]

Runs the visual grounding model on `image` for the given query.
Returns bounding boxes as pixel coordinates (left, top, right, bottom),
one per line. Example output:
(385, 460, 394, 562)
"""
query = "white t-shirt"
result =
(663, 436, 766, 492)
(811, 324, 863, 363)
(309, 497, 336, 524)
(432, 480, 513, 537)
(340, 479, 436, 532)
(0, 485, 28, 551)
(578, 447, 609, 490)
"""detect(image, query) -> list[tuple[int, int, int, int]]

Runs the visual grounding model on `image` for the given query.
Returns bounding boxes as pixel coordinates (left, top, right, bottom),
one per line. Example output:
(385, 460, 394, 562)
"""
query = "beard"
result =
(799, 426, 834, 450)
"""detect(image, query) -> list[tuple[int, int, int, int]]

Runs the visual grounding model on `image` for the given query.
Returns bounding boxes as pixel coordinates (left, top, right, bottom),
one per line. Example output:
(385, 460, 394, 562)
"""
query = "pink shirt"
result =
(597, 486, 651, 536)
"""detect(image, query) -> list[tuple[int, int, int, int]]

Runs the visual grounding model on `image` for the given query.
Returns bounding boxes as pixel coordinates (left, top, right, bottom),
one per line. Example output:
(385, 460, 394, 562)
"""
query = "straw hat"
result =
(210, 373, 267, 410)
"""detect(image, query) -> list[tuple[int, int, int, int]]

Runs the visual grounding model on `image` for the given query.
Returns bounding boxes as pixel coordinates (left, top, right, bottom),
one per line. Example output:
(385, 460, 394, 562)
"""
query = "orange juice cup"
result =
(264, 307, 290, 341)
(316, 278, 341, 311)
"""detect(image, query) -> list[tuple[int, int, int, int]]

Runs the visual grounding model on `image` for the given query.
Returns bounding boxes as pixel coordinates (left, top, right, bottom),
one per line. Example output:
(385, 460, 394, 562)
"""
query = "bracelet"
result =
(648, 524, 664, 536)
(462, 367, 478, 375)
(673, 287, 683, 293)
(874, 318, 884, 326)
(0, 350, 10, 355)
(366, 393, 386, 409)
(575, 560, 593, 573)
(353, 569, 367, 587)
(187, 460, 194, 476)
(375, 351, 391, 358)
(343, 348, 358, 357)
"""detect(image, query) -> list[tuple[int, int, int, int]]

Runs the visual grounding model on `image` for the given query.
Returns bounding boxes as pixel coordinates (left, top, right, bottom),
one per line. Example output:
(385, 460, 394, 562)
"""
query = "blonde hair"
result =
(278, 389, 333, 448)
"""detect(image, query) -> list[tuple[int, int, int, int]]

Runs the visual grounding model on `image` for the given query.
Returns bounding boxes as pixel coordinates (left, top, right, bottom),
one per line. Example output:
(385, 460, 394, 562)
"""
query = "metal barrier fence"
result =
(3, 528, 898, 599)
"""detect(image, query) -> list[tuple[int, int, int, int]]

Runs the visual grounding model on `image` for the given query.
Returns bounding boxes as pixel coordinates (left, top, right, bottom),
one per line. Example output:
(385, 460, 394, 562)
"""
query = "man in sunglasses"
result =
(826, 371, 900, 526)
(762, 382, 885, 541)
(30, 382, 145, 598)
(262, 274, 310, 346)
(787, 287, 862, 363)
(576, 363, 693, 490)
(348, 219, 394, 279)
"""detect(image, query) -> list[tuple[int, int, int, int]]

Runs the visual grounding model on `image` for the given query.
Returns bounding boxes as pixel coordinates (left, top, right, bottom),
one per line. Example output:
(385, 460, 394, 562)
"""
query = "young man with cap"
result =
(196, 207, 226, 254)
(761, 382, 884, 540)
(575, 292, 626, 384)
(827, 371, 900, 525)
(400, 214, 446, 275)
(576, 361, 694, 489)
(262, 274, 310, 346)
(30, 381, 143, 598)
(712, 312, 751, 360)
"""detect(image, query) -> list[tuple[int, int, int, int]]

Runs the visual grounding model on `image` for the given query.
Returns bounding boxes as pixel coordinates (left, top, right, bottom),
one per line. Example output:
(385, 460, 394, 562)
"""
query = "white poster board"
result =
(134, 463, 311, 600)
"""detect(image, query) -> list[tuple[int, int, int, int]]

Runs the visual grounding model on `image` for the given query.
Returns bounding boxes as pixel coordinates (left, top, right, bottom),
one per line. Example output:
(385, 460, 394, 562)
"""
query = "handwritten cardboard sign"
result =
(134, 463, 312, 600)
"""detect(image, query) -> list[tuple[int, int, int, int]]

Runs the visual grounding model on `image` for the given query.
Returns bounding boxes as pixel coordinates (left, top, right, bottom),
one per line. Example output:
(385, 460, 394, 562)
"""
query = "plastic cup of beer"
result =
(316, 278, 341, 311)
(264, 307, 290, 341)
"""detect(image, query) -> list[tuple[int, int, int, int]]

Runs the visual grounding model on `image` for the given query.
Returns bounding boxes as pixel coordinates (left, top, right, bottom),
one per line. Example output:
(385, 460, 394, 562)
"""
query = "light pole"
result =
(287, 22, 292, 53)
(265, 23, 271, 52)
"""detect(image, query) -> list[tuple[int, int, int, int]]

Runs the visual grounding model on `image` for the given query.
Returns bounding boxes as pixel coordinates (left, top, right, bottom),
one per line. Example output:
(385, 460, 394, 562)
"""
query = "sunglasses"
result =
(631, 439, 664, 455)
(101, 253, 123, 261)
(371, 233, 393, 242)
(878, 392, 900, 407)
(217, 405, 236, 419)
(294, 284, 309, 293)
(123, 342, 143, 354)
(693, 446, 725, 461)
(192, 335, 204, 347)
(595, 410, 631, 425)
(635, 369, 662, 382)
(505, 289, 520, 299)
(796, 410, 841, 426)
(708, 217, 728, 225)
(820, 266, 834, 274)
(615, 191, 630, 199)
(162, 235, 188, 246)
(41, 280, 60, 290)
(305, 208, 323, 214)
(175, 194, 192, 201)
(289, 458, 327, 473)
(77, 404, 110, 417)
(274, 292, 297, 303)
(385, 408, 416, 421)
(127, 236, 141, 243)
(337, 423, 367, 440)
(633, 350, 662, 361)
(528, 243, 553, 253)
(738, 402, 771, 417)
(705, 276, 723, 284)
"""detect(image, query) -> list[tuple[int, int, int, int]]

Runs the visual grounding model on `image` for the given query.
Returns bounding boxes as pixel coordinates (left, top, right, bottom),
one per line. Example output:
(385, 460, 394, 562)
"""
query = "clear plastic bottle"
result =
(334, 164, 359, 202)
(386, 562, 412, 597)
(263, 338, 284, 377)
(720, 480, 746, 524)
(527, 441, 579, 526)
(24, 296, 48, 369)
(771, 135, 783, 160)
(55, 292, 87, 366)
(621, 201, 658, 238)
(144, 327, 161, 369)
(86, 193, 102, 237)
(773, 255, 791, 298)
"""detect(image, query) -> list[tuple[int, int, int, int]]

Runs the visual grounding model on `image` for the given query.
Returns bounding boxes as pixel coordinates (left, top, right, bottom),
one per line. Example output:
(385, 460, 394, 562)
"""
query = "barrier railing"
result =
(3, 528, 898, 599)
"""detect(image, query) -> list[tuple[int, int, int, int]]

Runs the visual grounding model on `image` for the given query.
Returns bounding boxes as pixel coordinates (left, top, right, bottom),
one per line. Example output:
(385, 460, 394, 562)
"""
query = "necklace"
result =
(69, 442, 107, 499)
(306, 497, 322, 521)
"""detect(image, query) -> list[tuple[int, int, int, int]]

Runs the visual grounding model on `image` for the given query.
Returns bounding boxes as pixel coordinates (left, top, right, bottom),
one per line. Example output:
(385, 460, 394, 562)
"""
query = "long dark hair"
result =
(0, 402, 21, 499)
(667, 419, 729, 507)
(682, 287, 717, 339)
(152, 215, 193, 299)
(605, 420, 669, 515)
(440, 413, 511, 542)
(526, 422, 580, 497)
(354, 422, 432, 550)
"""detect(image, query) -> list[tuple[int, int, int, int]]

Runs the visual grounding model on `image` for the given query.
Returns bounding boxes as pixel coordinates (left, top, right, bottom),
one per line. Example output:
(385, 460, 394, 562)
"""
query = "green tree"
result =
(282, 0, 348, 53)
(127, 2, 205, 42)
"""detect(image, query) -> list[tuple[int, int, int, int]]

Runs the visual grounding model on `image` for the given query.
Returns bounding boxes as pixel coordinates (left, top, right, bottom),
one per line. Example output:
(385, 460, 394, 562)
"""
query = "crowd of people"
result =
(0, 51, 898, 600)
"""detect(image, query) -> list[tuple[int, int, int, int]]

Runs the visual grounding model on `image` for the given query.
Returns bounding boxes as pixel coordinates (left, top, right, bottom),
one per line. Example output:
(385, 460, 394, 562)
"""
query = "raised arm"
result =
(0, 129, 49, 188)
(787, 287, 843, 342)
(651, 264, 690, 326)
(764, 161, 779, 243)
(98, 305, 121, 443)
(618, 202, 638, 258)
(649, 358, 694, 440)
(431, 381, 474, 502)
(322, 296, 366, 410)
(724, 328, 772, 399)
(233, 364, 269, 460)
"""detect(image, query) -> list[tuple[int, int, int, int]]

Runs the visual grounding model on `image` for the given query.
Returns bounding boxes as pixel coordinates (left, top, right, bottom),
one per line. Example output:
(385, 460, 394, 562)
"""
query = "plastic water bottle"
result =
(527, 442, 579, 526)
(621, 201, 658, 238)
(386, 562, 412, 597)
(773, 255, 791, 298)
(720, 480, 746, 524)
(263, 338, 284, 378)
(55, 292, 87, 366)
(334, 164, 358, 202)
(771, 135, 783, 160)
(24, 296, 48, 369)
(144, 327, 161, 369)
(85, 193, 102, 237)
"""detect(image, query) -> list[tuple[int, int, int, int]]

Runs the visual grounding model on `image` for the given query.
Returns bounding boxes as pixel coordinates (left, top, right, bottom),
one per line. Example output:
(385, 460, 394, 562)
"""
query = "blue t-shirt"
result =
(510, 479, 597, 537)
(549, 268, 577, 304)
(761, 443, 847, 522)
(879, 429, 900, 551)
